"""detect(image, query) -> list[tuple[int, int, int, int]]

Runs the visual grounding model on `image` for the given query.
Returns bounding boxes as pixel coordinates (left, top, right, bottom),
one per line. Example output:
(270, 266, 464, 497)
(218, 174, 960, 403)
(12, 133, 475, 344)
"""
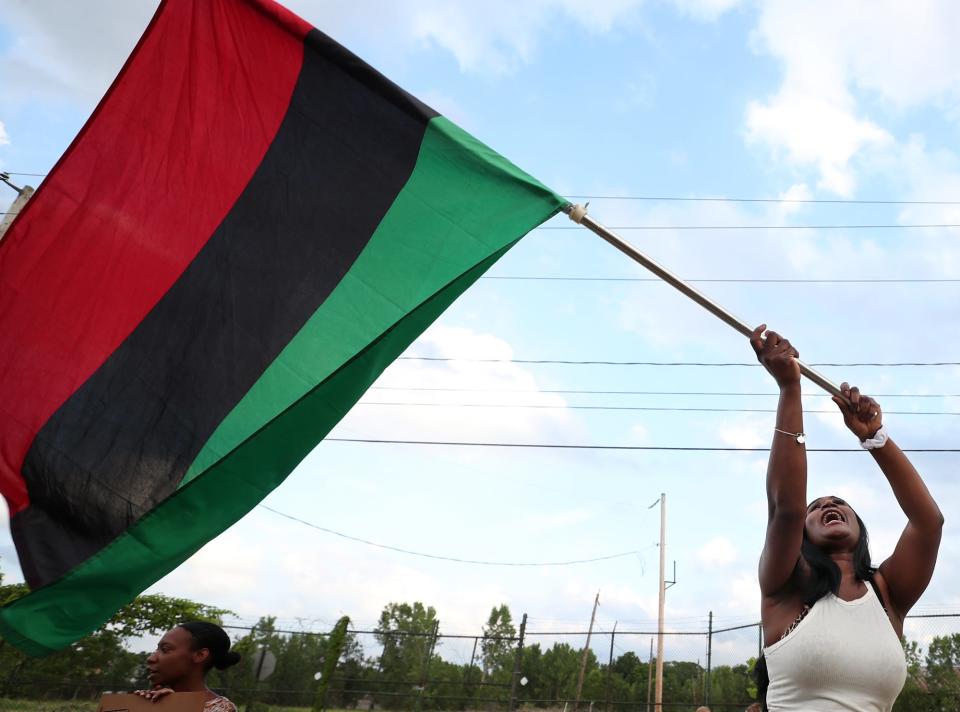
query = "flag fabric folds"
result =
(0, 0, 565, 655)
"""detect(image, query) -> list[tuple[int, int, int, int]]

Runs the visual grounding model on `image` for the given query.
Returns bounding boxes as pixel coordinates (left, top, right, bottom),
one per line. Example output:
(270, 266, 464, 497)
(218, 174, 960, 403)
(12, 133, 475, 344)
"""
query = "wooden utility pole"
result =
(574, 591, 600, 710)
(0, 173, 33, 243)
(705, 611, 713, 706)
(604, 621, 617, 712)
(509, 613, 528, 712)
(655, 493, 666, 711)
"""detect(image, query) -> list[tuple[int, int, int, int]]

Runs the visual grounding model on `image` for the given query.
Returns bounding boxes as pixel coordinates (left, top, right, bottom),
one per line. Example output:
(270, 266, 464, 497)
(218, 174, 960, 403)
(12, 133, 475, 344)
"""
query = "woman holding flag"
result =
(749, 325, 943, 711)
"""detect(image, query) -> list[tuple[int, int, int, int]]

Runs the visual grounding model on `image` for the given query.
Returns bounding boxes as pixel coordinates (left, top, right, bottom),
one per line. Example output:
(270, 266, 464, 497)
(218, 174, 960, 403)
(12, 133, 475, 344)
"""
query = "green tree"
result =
(212, 617, 286, 705)
(480, 605, 516, 680)
(538, 642, 589, 702)
(0, 574, 229, 701)
(374, 602, 440, 709)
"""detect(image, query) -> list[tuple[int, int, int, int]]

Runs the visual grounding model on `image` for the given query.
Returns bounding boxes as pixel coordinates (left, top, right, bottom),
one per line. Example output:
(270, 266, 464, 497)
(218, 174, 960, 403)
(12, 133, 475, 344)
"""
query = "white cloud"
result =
(0, 120, 9, 146)
(337, 323, 583, 446)
(744, 0, 960, 195)
(697, 536, 738, 568)
(746, 89, 891, 196)
(630, 422, 650, 443)
(0, 1, 160, 105)
(305, 0, 645, 75)
(718, 419, 766, 449)
(524, 508, 595, 533)
(775, 183, 811, 217)
(752, 0, 960, 111)
(727, 571, 761, 614)
(670, 0, 744, 22)
(0, 0, 644, 107)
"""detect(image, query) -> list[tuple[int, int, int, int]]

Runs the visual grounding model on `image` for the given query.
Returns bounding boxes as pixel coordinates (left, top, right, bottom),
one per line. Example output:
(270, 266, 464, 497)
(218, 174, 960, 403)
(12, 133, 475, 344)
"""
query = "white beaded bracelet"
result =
(860, 424, 889, 450)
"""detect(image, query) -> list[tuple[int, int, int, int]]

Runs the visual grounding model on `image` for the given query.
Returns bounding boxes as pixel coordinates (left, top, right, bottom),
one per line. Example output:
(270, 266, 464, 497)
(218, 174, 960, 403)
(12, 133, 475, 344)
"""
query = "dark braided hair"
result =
(754, 510, 875, 711)
(178, 621, 241, 671)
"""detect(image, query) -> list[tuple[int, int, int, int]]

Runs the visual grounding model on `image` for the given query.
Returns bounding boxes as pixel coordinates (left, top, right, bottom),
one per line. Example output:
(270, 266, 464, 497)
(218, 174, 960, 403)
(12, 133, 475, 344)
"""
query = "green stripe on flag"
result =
(180, 116, 564, 485)
(0, 116, 565, 654)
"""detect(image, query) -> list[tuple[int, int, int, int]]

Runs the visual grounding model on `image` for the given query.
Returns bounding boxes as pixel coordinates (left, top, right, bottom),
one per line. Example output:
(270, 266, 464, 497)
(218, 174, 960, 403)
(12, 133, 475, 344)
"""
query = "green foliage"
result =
(480, 605, 515, 680)
(5, 578, 960, 712)
(106, 595, 229, 641)
(891, 633, 960, 711)
(314, 617, 350, 712)
(0, 701, 97, 712)
(374, 602, 439, 710)
(0, 579, 232, 701)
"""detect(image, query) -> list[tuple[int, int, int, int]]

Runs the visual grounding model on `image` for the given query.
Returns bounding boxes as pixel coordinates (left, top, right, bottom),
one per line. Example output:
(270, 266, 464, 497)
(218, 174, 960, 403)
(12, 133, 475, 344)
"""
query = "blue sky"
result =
(2, 0, 960, 666)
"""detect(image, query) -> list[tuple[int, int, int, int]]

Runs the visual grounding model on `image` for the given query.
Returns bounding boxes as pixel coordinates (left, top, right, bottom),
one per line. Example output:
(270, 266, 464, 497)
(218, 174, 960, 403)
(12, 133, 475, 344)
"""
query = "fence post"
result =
(604, 623, 617, 712)
(705, 612, 712, 707)
(462, 636, 479, 710)
(509, 613, 528, 712)
(415, 620, 440, 712)
(245, 624, 262, 712)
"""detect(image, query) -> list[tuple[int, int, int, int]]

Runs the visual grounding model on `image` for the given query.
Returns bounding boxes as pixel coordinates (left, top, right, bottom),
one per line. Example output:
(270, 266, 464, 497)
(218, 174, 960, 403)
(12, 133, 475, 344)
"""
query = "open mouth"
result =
(822, 509, 845, 526)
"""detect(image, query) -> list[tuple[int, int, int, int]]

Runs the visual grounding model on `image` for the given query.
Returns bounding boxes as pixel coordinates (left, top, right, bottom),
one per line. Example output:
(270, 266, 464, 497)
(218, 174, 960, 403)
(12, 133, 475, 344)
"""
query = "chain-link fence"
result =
(7, 612, 960, 711)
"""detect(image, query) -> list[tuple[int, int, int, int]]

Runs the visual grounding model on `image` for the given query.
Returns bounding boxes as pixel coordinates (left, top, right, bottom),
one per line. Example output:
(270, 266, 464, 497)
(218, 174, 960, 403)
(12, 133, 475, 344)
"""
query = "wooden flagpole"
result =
(564, 204, 849, 403)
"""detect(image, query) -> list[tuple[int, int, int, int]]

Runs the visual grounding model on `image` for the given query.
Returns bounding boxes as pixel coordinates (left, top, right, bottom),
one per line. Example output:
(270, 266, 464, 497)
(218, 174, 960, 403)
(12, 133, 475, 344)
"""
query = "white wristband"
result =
(860, 424, 888, 450)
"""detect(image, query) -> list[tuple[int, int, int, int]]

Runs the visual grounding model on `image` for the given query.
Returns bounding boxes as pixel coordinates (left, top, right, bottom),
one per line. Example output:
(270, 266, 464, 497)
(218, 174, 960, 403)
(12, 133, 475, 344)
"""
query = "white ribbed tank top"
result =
(763, 584, 906, 711)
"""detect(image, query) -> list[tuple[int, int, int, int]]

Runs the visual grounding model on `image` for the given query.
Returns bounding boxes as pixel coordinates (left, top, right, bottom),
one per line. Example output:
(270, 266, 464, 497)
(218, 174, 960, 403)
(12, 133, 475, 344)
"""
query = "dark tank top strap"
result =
(867, 574, 888, 612)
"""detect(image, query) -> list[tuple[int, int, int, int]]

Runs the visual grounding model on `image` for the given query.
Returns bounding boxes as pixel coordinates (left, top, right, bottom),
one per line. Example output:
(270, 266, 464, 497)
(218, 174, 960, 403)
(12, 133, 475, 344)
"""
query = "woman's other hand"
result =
(832, 382, 883, 441)
(749, 324, 800, 389)
(134, 688, 175, 703)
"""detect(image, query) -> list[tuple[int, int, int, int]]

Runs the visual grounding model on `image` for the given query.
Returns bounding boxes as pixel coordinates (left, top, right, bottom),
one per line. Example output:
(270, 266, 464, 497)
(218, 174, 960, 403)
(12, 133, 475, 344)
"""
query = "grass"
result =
(0, 703, 374, 712)
(0, 701, 98, 712)
(0, 703, 326, 712)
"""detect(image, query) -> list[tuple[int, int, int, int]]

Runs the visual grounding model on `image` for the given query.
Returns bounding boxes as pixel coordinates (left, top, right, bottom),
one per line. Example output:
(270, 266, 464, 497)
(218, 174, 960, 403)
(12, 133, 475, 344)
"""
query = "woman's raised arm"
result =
(832, 384, 943, 618)
(751, 325, 808, 597)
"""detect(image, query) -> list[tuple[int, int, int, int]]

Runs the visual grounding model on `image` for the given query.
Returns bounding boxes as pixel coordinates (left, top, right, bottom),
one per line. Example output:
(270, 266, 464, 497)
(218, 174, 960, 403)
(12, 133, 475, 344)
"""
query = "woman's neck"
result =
(170, 673, 212, 695)
(830, 551, 857, 580)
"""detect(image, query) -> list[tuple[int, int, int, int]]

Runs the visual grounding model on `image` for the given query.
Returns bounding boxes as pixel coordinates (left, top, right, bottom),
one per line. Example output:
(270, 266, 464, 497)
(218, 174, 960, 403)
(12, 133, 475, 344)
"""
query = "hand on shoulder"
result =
(134, 688, 174, 703)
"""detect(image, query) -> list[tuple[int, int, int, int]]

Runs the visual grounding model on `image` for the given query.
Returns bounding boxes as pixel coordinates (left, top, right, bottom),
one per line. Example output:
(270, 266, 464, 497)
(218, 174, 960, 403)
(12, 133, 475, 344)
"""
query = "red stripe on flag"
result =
(0, 0, 310, 513)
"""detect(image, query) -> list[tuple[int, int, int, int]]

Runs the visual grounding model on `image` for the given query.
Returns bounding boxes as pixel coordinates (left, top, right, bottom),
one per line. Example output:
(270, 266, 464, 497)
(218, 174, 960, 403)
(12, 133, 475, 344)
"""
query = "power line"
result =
(6, 174, 960, 204)
(481, 275, 960, 284)
(357, 401, 960, 416)
(370, 386, 960, 398)
(258, 505, 644, 566)
(565, 195, 960, 206)
(397, 357, 960, 367)
(325, 437, 960, 453)
(13, 218, 956, 231)
(537, 223, 960, 231)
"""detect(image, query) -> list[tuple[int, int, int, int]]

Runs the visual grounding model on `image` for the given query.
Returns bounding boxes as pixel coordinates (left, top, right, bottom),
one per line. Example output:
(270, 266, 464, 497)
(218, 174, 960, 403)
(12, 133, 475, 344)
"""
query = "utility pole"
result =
(574, 592, 600, 711)
(508, 613, 528, 712)
(655, 493, 666, 712)
(0, 172, 34, 242)
(604, 622, 617, 712)
(705, 611, 713, 707)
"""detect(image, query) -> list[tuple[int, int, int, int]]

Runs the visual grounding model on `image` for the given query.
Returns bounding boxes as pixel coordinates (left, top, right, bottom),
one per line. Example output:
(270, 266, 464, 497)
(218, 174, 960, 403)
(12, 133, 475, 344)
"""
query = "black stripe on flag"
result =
(15, 29, 439, 587)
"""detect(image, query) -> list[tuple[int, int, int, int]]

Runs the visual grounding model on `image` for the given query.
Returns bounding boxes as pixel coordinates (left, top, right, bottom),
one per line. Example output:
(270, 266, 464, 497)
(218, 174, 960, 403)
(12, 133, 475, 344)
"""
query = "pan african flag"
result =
(0, 0, 565, 655)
